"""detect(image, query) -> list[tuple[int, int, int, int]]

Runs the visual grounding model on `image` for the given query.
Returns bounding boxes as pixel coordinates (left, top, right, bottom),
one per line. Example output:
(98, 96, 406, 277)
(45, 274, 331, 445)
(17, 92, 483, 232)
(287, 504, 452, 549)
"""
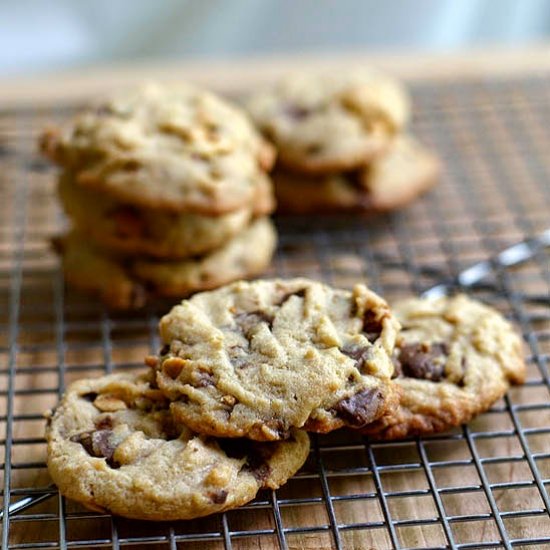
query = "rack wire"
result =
(0, 73, 549, 549)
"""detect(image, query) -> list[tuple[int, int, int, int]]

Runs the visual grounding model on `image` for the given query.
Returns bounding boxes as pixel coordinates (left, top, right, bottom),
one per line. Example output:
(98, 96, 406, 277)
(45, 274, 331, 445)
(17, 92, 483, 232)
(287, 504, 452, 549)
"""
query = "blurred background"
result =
(2, 0, 549, 77)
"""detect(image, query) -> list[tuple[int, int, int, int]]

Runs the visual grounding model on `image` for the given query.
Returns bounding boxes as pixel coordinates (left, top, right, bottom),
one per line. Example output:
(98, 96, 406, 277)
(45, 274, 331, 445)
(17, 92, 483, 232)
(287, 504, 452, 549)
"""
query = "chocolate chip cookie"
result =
(41, 83, 275, 214)
(151, 278, 400, 441)
(273, 135, 440, 214)
(46, 372, 310, 520)
(361, 295, 526, 440)
(245, 70, 410, 174)
(58, 171, 274, 259)
(55, 218, 277, 309)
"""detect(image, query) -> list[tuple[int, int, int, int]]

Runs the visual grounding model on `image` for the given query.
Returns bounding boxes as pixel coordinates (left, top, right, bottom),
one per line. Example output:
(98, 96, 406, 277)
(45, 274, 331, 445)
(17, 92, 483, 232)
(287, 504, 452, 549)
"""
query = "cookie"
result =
(58, 171, 274, 259)
(46, 372, 310, 520)
(245, 70, 410, 174)
(132, 218, 276, 297)
(55, 218, 277, 309)
(41, 83, 276, 214)
(53, 233, 146, 310)
(273, 135, 440, 214)
(361, 294, 526, 440)
(150, 278, 399, 441)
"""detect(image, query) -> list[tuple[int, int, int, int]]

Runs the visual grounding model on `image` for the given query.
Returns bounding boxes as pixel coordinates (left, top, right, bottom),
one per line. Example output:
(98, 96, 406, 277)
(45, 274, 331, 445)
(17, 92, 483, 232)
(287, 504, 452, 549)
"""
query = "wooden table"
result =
(1, 45, 549, 549)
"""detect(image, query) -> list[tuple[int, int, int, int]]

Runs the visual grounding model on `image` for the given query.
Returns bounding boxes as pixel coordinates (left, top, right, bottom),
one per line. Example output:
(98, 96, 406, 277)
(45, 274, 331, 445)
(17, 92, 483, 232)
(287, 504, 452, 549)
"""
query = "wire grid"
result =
(0, 73, 549, 550)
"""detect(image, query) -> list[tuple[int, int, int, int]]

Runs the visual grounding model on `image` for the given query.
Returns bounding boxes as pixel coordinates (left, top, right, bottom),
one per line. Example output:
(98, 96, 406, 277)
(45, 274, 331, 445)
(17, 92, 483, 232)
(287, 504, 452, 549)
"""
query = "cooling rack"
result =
(0, 73, 549, 549)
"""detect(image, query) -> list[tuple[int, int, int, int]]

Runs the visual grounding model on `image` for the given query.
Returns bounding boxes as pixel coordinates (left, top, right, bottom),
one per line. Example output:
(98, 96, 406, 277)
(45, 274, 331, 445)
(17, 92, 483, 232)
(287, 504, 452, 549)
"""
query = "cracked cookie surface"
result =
(46, 372, 309, 520)
(273, 135, 440, 214)
(361, 294, 526, 440)
(41, 83, 275, 214)
(245, 70, 409, 174)
(152, 278, 399, 441)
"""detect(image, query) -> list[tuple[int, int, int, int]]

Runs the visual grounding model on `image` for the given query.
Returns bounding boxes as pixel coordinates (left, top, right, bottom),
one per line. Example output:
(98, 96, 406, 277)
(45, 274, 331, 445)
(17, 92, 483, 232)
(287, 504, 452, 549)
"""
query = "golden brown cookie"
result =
(151, 278, 399, 441)
(361, 295, 526, 440)
(54, 218, 277, 309)
(41, 83, 275, 214)
(46, 372, 309, 520)
(58, 171, 274, 259)
(246, 70, 410, 174)
(273, 135, 440, 214)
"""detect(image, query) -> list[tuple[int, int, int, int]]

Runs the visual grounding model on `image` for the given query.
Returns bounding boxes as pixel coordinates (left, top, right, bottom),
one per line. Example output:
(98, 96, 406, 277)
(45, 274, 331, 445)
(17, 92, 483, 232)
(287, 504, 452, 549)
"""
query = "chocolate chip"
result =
(341, 345, 372, 371)
(159, 344, 170, 356)
(94, 415, 114, 430)
(217, 438, 275, 483)
(347, 170, 369, 192)
(160, 414, 181, 440)
(283, 104, 311, 121)
(397, 342, 448, 381)
(230, 354, 252, 369)
(235, 311, 274, 335)
(195, 370, 214, 388)
(332, 388, 383, 428)
(365, 331, 382, 342)
(81, 392, 98, 402)
(362, 310, 383, 342)
(391, 352, 402, 379)
(228, 344, 253, 369)
(248, 462, 272, 483)
(71, 429, 119, 467)
(71, 431, 94, 454)
(208, 489, 228, 504)
(93, 430, 115, 460)
(244, 447, 274, 483)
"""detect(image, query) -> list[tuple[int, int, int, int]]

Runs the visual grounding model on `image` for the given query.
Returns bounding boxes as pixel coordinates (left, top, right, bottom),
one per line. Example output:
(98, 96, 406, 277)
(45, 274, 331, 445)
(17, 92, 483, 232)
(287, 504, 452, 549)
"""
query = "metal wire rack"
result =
(0, 73, 549, 549)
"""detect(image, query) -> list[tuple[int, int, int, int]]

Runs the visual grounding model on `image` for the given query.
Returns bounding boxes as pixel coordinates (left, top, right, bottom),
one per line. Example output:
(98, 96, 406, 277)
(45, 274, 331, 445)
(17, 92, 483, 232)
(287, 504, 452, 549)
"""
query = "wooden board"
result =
(0, 48, 549, 549)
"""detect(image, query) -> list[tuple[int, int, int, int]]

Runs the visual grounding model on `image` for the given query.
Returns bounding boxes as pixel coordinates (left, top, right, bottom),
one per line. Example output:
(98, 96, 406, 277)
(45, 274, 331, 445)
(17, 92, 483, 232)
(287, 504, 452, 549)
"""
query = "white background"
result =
(2, 0, 550, 76)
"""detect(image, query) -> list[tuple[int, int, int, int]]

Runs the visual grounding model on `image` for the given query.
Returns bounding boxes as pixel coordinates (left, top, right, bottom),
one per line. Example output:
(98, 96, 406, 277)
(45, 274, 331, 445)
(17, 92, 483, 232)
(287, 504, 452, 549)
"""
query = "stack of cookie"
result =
(40, 83, 278, 309)
(245, 70, 440, 214)
(46, 278, 526, 520)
